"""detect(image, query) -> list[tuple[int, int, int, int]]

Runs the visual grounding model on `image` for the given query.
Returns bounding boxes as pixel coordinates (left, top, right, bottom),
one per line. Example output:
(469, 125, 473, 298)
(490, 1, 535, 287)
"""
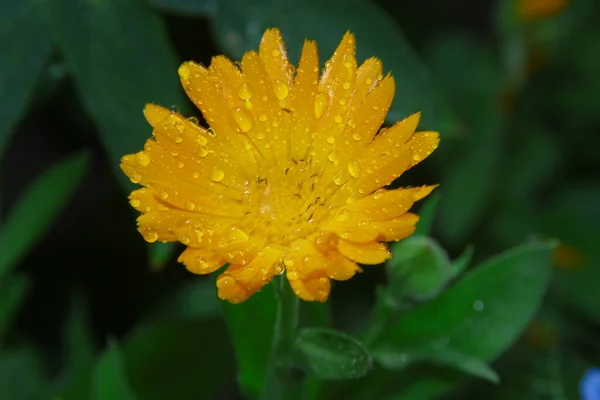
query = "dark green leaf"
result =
(0, 0, 52, 157)
(154, 278, 221, 321)
(150, 0, 217, 16)
(370, 241, 554, 399)
(0, 275, 30, 343)
(212, 0, 458, 134)
(223, 284, 277, 397)
(47, 0, 187, 190)
(92, 341, 136, 400)
(122, 319, 234, 400)
(450, 245, 474, 277)
(413, 191, 441, 236)
(0, 152, 90, 280)
(57, 293, 98, 400)
(0, 348, 50, 399)
(291, 328, 372, 380)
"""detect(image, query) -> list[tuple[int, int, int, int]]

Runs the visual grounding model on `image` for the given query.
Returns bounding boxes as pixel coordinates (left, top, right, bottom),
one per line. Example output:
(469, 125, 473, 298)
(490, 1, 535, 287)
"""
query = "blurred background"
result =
(1, 0, 599, 398)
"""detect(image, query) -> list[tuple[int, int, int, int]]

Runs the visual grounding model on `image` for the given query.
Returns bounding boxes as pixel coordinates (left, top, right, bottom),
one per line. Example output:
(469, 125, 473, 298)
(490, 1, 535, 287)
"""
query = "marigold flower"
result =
(120, 29, 439, 303)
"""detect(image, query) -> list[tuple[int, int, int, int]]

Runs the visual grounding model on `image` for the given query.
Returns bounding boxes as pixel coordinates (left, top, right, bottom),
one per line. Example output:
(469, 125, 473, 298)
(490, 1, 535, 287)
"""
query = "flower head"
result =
(120, 29, 439, 303)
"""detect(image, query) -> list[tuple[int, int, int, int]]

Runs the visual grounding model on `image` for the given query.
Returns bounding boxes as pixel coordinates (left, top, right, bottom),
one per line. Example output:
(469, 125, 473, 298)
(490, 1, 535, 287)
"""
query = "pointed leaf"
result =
(92, 341, 136, 400)
(0, 152, 90, 280)
(0, 275, 30, 343)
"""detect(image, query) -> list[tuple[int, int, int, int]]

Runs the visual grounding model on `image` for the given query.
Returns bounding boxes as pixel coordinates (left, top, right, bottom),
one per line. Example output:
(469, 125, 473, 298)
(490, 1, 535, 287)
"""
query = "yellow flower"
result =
(517, 0, 568, 21)
(120, 29, 439, 303)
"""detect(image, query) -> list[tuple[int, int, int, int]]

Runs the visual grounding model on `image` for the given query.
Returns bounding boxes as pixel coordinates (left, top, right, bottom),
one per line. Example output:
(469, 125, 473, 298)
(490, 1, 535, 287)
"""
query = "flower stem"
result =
(261, 276, 302, 400)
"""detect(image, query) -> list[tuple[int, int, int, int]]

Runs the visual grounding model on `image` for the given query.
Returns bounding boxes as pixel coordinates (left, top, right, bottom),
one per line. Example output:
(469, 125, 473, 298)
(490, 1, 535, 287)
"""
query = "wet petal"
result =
(178, 247, 226, 274)
(337, 240, 391, 265)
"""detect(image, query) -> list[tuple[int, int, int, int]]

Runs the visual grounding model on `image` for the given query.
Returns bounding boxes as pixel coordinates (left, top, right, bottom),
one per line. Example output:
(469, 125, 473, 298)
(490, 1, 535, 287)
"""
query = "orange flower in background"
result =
(120, 28, 439, 303)
(517, 0, 569, 21)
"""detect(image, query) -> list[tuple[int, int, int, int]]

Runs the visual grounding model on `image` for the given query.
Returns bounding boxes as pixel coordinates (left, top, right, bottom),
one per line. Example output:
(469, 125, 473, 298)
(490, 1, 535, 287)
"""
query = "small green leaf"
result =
(0, 275, 30, 343)
(57, 293, 98, 400)
(150, 0, 217, 16)
(0, 0, 52, 157)
(413, 191, 441, 236)
(211, 0, 458, 134)
(0, 152, 90, 281)
(47, 0, 187, 190)
(386, 236, 452, 302)
(291, 328, 372, 380)
(372, 345, 499, 384)
(223, 284, 277, 397)
(92, 341, 136, 400)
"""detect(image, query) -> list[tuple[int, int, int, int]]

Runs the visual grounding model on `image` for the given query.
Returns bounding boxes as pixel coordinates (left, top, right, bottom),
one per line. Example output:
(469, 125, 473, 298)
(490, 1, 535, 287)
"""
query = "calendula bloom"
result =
(120, 29, 439, 303)
(517, 0, 568, 21)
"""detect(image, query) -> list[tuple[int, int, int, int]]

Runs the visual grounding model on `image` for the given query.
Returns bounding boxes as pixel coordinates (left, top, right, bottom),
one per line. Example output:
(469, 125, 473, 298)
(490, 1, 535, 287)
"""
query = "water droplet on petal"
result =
(237, 83, 252, 101)
(334, 115, 343, 124)
(347, 119, 356, 128)
(364, 77, 373, 85)
(328, 151, 339, 164)
(216, 275, 235, 289)
(130, 173, 142, 184)
(136, 151, 150, 166)
(326, 135, 335, 144)
(171, 150, 179, 157)
(180, 235, 190, 245)
(192, 172, 200, 179)
(256, 132, 265, 139)
(186, 200, 196, 211)
(197, 146, 208, 158)
(314, 92, 328, 119)
(232, 107, 253, 133)
(374, 189, 386, 199)
(342, 81, 351, 90)
(130, 199, 141, 208)
(336, 209, 353, 222)
(174, 120, 185, 133)
(178, 64, 190, 80)
(333, 170, 348, 185)
(343, 60, 352, 69)
(177, 161, 184, 169)
(352, 132, 362, 141)
(143, 230, 158, 243)
(160, 191, 169, 200)
(258, 114, 268, 122)
(228, 227, 249, 242)
(274, 262, 285, 275)
(188, 116, 199, 125)
(348, 161, 362, 177)
(207, 127, 216, 137)
(273, 80, 289, 100)
(372, 105, 380, 111)
(193, 226, 204, 241)
(413, 154, 422, 162)
(211, 169, 225, 182)
(272, 49, 281, 57)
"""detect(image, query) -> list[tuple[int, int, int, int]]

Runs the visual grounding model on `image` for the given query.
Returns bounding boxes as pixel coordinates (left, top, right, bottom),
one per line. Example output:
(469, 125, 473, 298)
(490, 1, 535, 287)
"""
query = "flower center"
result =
(242, 158, 335, 245)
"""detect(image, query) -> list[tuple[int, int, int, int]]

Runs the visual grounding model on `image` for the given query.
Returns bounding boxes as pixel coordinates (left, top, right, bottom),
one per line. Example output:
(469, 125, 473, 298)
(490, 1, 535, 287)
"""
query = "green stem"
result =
(261, 276, 302, 400)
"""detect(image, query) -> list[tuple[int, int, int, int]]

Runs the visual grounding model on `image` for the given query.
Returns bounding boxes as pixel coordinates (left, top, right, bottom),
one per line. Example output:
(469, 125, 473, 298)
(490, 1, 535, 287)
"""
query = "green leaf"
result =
(373, 346, 499, 384)
(386, 236, 452, 302)
(291, 328, 372, 380)
(0, 275, 30, 343)
(92, 341, 136, 400)
(0, 347, 50, 399)
(0, 0, 52, 157)
(0, 152, 90, 280)
(153, 278, 221, 321)
(370, 241, 555, 399)
(122, 319, 234, 400)
(211, 0, 458, 134)
(47, 0, 187, 190)
(450, 245, 474, 277)
(57, 293, 98, 400)
(413, 191, 441, 236)
(223, 284, 277, 397)
(150, 0, 217, 16)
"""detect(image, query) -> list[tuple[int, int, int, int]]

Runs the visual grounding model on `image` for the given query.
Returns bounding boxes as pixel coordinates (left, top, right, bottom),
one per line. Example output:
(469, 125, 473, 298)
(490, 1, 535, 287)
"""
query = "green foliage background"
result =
(1, 0, 599, 398)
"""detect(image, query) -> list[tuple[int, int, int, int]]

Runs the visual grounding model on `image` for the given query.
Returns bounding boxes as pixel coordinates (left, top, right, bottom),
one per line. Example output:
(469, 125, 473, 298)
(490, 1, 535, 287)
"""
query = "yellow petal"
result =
(323, 213, 419, 243)
(289, 40, 319, 160)
(259, 28, 292, 108)
(216, 245, 286, 303)
(288, 275, 331, 302)
(352, 57, 383, 107)
(143, 103, 170, 127)
(178, 247, 226, 275)
(128, 188, 169, 214)
(337, 240, 391, 265)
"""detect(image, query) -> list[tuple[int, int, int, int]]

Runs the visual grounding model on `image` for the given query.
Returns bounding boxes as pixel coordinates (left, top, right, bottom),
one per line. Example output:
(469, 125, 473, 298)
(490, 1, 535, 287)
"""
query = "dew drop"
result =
(343, 60, 352, 69)
(413, 154, 422, 162)
(326, 135, 335, 144)
(372, 105, 380, 111)
(374, 189, 386, 200)
(216, 275, 235, 289)
(342, 81, 351, 90)
(237, 83, 252, 101)
(365, 77, 373, 85)
(274, 262, 285, 275)
(188, 116, 199, 125)
(169, 105, 180, 113)
(347, 161, 362, 177)
(473, 300, 484, 311)
(340, 229, 350, 239)
(352, 132, 362, 141)
(334, 115, 343, 124)
(258, 114, 268, 122)
(336, 209, 353, 222)
(186, 200, 196, 211)
(207, 127, 216, 137)
(228, 227, 249, 242)
(177, 161, 184, 169)
(144, 206, 151, 213)
(328, 150, 339, 164)
(160, 191, 169, 200)
(272, 49, 281, 57)
(174, 136, 183, 144)
(314, 92, 328, 119)
(197, 146, 208, 158)
(333, 170, 347, 185)
(232, 107, 254, 133)
(256, 132, 265, 140)
(136, 151, 150, 166)
(130, 199, 141, 208)
(211, 169, 225, 182)
(180, 235, 190, 245)
(287, 270, 299, 280)
(174, 120, 185, 133)
(130, 173, 142, 184)
(171, 150, 179, 157)
(192, 172, 200, 179)
(193, 226, 204, 241)
(347, 119, 356, 128)
(143, 230, 159, 243)
(273, 80, 289, 100)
